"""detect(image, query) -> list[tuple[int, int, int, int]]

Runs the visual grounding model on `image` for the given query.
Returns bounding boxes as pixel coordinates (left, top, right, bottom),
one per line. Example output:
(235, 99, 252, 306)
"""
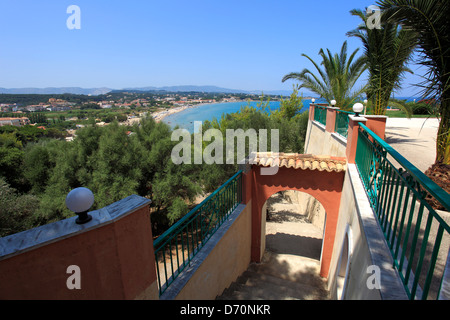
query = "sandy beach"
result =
(151, 105, 192, 122)
(150, 101, 228, 122)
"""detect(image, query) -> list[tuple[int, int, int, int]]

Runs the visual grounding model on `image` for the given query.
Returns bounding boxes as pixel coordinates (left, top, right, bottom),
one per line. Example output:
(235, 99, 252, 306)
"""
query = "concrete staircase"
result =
(217, 251, 329, 300)
(217, 191, 330, 300)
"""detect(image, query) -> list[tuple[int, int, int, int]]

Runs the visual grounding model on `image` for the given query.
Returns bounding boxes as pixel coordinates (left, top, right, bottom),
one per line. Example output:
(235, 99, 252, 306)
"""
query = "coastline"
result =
(151, 97, 316, 124)
(151, 105, 192, 122)
(150, 101, 240, 123)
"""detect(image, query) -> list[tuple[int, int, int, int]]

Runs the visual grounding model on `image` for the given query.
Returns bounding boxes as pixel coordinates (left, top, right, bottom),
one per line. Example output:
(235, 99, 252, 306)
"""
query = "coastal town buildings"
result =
(0, 117, 30, 127)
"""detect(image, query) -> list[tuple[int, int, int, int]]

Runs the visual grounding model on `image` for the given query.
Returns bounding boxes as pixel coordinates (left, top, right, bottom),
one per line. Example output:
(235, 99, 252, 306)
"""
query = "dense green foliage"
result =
(0, 95, 308, 238)
(377, 0, 450, 164)
(347, 8, 417, 116)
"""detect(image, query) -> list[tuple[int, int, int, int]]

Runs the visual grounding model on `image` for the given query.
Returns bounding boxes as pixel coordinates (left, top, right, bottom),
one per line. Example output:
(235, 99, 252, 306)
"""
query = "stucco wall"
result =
(0, 195, 157, 300)
(327, 165, 408, 300)
(304, 120, 347, 157)
(161, 202, 252, 300)
(283, 190, 326, 231)
(327, 167, 380, 300)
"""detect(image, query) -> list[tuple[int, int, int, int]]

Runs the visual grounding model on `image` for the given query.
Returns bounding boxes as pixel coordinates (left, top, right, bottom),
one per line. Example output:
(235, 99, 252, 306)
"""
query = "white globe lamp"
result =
(66, 187, 95, 224)
(331, 100, 336, 107)
(353, 103, 364, 117)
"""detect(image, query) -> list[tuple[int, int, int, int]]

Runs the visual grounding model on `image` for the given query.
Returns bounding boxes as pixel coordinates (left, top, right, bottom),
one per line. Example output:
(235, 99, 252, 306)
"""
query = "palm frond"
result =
(282, 41, 367, 109)
(348, 6, 417, 115)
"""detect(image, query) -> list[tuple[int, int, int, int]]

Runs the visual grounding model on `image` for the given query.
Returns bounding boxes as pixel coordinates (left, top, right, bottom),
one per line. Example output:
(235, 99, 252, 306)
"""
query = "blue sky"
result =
(0, 0, 424, 97)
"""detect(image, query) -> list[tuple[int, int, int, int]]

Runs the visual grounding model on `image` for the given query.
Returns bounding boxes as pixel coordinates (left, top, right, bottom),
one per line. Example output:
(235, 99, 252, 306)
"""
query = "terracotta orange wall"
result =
(365, 116, 387, 140)
(243, 170, 252, 205)
(346, 118, 364, 164)
(248, 166, 345, 278)
(326, 108, 337, 133)
(0, 206, 156, 300)
(309, 105, 315, 121)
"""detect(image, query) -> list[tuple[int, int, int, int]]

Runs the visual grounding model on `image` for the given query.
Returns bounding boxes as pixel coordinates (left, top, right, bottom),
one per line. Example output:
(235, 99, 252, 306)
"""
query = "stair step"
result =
(243, 270, 328, 300)
(249, 253, 326, 287)
(217, 263, 329, 300)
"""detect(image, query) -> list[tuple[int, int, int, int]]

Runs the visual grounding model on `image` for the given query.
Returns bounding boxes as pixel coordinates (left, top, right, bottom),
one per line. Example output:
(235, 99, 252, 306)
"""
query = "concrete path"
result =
(385, 118, 439, 173)
(217, 193, 329, 300)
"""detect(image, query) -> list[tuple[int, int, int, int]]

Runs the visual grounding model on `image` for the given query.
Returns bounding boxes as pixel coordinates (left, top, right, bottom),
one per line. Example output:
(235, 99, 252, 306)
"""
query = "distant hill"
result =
(122, 86, 294, 96)
(0, 85, 295, 96)
(122, 85, 250, 94)
(0, 87, 112, 96)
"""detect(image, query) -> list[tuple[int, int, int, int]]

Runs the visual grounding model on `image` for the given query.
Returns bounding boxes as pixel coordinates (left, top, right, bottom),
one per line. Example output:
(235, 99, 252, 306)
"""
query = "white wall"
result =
(304, 120, 347, 157)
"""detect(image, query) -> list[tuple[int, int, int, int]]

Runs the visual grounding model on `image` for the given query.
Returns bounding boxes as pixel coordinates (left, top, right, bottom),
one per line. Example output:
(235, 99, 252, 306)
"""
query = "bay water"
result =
(162, 99, 319, 133)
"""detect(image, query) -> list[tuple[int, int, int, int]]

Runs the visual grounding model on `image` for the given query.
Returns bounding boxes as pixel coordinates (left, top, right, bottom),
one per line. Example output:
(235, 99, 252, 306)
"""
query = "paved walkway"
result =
(377, 118, 450, 299)
(217, 193, 329, 300)
(385, 117, 439, 173)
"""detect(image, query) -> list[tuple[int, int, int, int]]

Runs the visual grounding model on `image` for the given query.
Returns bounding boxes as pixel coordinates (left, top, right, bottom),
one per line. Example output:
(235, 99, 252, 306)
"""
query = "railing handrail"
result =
(336, 109, 355, 115)
(154, 170, 243, 296)
(153, 170, 243, 249)
(359, 123, 450, 212)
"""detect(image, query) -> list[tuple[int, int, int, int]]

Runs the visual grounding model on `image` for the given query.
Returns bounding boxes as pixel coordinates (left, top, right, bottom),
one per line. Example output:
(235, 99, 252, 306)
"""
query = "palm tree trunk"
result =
(371, 89, 390, 116)
(436, 96, 450, 164)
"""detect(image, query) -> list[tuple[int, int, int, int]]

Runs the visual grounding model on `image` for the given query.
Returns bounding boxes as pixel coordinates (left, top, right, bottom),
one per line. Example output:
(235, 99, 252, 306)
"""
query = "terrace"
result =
(0, 103, 449, 300)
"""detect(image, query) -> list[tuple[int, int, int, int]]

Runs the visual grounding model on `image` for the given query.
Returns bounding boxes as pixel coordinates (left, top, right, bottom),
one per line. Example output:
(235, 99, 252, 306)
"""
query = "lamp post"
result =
(353, 103, 364, 117)
(311, 98, 315, 104)
(331, 100, 336, 108)
(66, 187, 95, 224)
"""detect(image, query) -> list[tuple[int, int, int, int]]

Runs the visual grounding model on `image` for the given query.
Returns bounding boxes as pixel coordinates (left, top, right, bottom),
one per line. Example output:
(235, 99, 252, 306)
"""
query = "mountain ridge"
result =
(0, 86, 294, 96)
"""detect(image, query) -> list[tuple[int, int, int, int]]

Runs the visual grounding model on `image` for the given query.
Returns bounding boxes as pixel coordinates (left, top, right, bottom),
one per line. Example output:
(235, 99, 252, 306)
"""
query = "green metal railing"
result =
(313, 105, 327, 126)
(334, 110, 354, 139)
(153, 171, 243, 296)
(355, 123, 450, 300)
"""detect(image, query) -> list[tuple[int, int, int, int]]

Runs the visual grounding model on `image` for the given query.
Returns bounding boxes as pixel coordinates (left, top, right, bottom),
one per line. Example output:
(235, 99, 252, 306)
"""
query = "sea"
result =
(162, 99, 321, 133)
(161, 96, 419, 133)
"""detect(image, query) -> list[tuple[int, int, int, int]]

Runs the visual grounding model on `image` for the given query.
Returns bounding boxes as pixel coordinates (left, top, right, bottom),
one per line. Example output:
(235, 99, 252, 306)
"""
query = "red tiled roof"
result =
(251, 153, 347, 172)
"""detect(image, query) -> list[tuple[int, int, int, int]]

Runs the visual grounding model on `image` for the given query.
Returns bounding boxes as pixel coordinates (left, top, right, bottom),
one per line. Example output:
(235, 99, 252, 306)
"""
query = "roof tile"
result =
(250, 153, 347, 173)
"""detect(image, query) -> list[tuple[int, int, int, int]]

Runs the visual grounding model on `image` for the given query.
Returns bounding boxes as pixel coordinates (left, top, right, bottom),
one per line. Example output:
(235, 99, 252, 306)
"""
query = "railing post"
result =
(364, 115, 388, 140)
(439, 248, 450, 300)
(346, 114, 367, 164)
(326, 107, 339, 133)
(309, 104, 316, 121)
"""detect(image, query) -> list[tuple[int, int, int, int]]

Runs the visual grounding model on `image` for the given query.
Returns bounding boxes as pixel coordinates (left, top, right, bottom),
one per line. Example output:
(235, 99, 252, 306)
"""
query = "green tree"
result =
(91, 122, 143, 208)
(0, 178, 40, 237)
(282, 41, 368, 110)
(0, 132, 24, 189)
(23, 144, 52, 194)
(377, 0, 450, 164)
(36, 140, 80, 224)
(273, 85, 304, 120)
(347, 8, 417, 116)
(134, 117, 202, 230)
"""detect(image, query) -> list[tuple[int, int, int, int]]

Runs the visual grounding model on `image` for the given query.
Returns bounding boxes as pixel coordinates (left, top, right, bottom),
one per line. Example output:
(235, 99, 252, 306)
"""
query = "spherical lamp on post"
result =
(353, 103, 364, 117)
(311, 98, 315, 104)
(331, 100, 336, 108)
(66, 187, 95, 225)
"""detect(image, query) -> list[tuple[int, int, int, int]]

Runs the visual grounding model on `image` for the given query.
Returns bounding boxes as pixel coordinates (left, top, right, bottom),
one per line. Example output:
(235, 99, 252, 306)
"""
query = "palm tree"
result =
(282, 41, 367, 111)
(347, 8, 418, 116)
(377, 0, 450, 165)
